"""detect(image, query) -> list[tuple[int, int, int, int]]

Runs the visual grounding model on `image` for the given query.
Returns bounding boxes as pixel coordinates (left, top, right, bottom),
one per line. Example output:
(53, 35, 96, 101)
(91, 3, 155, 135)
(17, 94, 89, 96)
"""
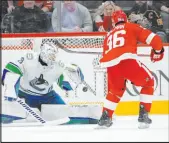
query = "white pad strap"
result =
(104, 99, 118, 111)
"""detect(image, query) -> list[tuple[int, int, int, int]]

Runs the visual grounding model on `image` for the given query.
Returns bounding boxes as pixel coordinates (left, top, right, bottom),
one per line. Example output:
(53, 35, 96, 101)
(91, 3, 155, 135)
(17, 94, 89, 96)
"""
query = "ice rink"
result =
(2, 115, 169, 142)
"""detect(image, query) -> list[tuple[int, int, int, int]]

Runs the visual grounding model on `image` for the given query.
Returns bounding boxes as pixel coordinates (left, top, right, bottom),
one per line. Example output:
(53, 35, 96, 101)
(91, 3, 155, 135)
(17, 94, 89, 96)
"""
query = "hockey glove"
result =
(150, 47, 164, 62)
(64, 64, 84, 88)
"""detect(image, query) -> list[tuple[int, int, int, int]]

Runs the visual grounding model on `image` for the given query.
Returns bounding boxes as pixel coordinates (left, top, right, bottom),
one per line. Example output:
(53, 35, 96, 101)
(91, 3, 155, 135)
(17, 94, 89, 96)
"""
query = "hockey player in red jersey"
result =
(97, 10, 164, 128)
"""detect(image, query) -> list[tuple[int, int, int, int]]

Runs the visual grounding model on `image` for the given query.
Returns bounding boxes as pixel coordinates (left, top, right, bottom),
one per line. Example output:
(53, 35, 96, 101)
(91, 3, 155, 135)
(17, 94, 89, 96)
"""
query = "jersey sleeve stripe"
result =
(5, 62, 23, 75)
(9, 62, 20, 68)
(2, 69, 9, 83)
(146, 33, 156, 45)
(104, 98, 118, 111)
(100, 53, 138, 68)
(140, 94, 153, 103)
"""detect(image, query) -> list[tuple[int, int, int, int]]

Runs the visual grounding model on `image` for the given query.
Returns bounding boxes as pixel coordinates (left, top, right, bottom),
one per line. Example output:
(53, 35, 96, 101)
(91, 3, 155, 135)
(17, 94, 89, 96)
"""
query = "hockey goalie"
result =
(1, 42, 84, 125)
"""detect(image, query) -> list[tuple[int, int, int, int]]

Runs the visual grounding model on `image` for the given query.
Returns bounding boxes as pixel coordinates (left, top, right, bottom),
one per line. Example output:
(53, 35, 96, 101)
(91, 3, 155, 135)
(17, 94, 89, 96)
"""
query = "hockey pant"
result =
(103, 59, 154, 118)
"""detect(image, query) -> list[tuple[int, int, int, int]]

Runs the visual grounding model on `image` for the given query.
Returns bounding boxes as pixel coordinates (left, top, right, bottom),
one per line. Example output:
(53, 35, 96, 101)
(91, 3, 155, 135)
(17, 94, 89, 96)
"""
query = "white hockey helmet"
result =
(40, 42, 58, 66)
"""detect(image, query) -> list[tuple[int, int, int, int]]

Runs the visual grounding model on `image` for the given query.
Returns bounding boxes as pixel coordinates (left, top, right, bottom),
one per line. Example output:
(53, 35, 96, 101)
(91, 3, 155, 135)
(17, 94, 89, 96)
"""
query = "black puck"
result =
(83, 87, 88, 92)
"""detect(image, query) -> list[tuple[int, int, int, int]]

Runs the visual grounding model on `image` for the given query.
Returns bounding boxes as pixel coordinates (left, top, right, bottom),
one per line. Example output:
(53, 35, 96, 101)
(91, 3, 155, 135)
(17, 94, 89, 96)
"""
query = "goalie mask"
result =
(40, 42, 58, 67)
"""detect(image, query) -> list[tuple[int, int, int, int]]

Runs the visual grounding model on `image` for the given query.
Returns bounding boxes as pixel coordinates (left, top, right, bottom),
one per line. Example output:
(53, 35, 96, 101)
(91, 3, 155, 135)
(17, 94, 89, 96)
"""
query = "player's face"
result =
(48, 52, 56, 63)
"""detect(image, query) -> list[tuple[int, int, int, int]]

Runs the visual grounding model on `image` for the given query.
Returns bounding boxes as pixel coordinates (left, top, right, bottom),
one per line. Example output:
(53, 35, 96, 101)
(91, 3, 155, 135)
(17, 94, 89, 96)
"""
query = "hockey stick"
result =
(54, 40, 150, 57)
(2, 96, 70, 126)
(16, 97, 46, 124)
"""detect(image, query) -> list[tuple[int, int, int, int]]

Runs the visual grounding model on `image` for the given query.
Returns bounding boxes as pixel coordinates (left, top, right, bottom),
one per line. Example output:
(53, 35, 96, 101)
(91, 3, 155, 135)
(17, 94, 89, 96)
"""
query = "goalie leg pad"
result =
(18, 90, 65, 110)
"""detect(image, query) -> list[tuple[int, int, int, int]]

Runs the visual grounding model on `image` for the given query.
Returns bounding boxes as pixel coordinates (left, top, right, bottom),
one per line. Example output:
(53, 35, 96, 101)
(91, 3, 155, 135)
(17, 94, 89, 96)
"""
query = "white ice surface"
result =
(2, 115, 169, 142)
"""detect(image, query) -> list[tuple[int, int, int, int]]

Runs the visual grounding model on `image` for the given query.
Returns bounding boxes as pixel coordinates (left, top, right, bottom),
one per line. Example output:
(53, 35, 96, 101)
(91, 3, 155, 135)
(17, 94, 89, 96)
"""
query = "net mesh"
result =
(43, 36, 105, 49)
(2, 36, 105, 50)
(2, 38, 34, 50)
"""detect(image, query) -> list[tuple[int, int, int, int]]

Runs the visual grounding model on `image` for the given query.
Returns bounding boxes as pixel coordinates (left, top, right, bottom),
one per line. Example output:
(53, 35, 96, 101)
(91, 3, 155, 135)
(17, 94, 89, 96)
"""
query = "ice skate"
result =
(138, 105, 152, 129)
(96, 110, 113, 129)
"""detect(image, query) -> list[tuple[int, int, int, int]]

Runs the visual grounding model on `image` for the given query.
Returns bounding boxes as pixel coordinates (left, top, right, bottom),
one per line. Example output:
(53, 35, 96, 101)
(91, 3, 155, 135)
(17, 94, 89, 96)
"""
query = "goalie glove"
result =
(150, 47, 164, 62)
(64, 64, 84, 89)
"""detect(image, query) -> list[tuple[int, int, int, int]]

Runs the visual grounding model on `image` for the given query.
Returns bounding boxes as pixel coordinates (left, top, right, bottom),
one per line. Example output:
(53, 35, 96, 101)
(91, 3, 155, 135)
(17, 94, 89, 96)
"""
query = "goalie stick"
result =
(2, 96, 70, 126)
(54, 40, 150, 57)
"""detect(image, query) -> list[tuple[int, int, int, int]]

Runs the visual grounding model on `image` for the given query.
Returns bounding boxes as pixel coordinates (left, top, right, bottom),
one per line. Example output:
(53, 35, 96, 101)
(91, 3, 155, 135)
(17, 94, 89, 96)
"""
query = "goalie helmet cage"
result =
(1, 32, 168, 107)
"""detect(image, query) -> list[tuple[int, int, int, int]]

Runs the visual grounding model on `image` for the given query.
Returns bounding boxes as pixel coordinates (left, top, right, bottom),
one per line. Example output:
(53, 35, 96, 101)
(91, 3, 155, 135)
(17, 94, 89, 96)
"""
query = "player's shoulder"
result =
(16, 51, 38, 65)
(126, 22, 139, 28)
(125, 22, 146, 33)
(24, 51, 38, 61)
(56, 60, 65, 68)
(126, 22, 144, 29)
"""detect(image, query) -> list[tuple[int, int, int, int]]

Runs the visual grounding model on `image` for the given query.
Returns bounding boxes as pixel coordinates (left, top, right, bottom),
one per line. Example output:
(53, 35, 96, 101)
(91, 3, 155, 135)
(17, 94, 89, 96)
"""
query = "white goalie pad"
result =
(1, 101, 103, 124)
(2, 101, 27, 119)
(41, 104, 102, 120)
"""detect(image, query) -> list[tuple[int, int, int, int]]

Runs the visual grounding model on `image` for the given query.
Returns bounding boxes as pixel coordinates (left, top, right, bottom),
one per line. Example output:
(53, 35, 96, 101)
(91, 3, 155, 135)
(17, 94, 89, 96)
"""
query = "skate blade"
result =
(138, 122, 150, 129)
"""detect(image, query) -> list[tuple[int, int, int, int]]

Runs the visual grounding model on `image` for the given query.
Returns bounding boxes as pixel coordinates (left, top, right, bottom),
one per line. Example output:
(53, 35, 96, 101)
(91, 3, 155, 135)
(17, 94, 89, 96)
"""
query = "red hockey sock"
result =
(103, 91, 122, 118)
(103, 107, 114, 117)
(140, 102, 152, 112)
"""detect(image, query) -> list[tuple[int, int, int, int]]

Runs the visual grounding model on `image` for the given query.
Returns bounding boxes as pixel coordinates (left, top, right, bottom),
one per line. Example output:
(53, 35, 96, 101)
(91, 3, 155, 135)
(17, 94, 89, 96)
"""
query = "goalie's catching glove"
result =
(64, 64, 84, 89)
(150, 47, 164, 62)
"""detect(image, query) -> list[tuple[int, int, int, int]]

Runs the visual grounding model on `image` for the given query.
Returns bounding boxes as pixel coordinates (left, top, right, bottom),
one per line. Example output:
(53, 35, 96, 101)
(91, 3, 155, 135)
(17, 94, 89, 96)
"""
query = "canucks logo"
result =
(29, 74, 49, 91)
